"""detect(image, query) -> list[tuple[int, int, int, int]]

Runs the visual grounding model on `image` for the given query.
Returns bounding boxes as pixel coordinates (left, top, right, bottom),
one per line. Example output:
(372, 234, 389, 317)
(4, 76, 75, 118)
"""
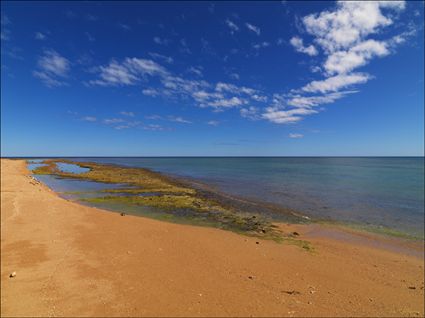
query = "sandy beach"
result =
(1, 159, 424, 317)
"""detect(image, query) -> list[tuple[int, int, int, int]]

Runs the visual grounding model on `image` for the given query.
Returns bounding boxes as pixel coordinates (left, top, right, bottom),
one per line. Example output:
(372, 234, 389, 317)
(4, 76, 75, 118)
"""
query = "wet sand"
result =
(1, 159, 424, 317)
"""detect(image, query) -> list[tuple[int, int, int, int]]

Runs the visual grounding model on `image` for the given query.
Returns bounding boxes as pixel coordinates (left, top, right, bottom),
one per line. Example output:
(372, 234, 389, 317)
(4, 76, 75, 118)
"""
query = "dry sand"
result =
(1, 159, 424, 317)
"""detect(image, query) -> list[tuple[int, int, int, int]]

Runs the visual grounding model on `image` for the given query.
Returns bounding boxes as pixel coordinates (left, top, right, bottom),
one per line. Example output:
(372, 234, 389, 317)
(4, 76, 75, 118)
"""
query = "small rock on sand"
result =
(9, 271, 16, 278)
(120, 212, 126, 216)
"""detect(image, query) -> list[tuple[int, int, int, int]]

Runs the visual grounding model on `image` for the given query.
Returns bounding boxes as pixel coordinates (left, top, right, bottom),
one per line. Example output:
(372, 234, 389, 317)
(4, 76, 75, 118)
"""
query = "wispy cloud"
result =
(1, 14, 11, 41)
(120, 111, 135, 117)
(240, 106, 260, 120)
(145, 114, 192, 124)
(187, 66, 203, 77)
(148, 52, 173, 64)
(103, 118, 125, 124)
(300, 73, 370, 94)
(153, 36, 170, 45)
(179, 38, 192, 54)
(88, 0, 411, 127)
(167, 116, 192, 124)
(85, 14, 99, 22)
(245, 23, 261, 35)
(117, 23, 131, 31)
(207, 120, 220, 126)
(252, 42, 270, 50)
(226, 19, 239, 33)
(290, 36, 317, 56)
(88, 58, 167, 86)
(35, 32, 46, 40)
(81, 116, 97, 122)
(33, 49, 70, 87)
(289, 133, 303, 138)
(142, 88, 160, 97)
(90, 56, 264, 111)
(85, 32, 95, 42)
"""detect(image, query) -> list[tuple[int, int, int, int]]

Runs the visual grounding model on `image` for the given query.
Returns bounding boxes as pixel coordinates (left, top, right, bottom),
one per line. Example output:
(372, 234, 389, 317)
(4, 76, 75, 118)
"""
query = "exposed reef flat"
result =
(32, 159, 309, 244)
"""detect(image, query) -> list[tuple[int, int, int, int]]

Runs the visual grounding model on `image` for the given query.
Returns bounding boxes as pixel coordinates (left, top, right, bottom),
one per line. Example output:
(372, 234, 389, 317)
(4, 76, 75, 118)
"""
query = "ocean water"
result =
(30, 157, 424, 237)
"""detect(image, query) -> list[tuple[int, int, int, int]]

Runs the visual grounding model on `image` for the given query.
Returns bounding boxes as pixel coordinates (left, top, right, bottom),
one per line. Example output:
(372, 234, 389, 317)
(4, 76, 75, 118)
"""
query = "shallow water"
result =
(27, 157, 424, 237)
(56, 162, 90, 174)
(33, 175, 128, 201)
(68, 157, 424, 237)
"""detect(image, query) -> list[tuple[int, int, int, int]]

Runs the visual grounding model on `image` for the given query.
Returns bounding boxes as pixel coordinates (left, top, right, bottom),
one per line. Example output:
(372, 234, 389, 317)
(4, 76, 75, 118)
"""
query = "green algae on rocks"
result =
(31, 159, 306, 243)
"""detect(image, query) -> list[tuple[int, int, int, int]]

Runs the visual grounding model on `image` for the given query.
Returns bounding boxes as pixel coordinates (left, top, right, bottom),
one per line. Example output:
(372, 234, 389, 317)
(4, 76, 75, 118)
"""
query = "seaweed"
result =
(31, 159, 312, 246)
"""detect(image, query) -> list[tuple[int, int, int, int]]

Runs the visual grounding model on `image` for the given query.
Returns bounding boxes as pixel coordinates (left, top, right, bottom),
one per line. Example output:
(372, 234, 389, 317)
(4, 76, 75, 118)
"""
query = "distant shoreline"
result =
(3, 155, 425, 158)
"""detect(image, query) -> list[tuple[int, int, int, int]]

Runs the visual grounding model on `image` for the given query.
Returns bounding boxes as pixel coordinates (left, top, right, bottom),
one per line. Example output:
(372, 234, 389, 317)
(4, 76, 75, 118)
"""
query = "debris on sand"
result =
(282, 290, 301, 295)
(9, 271, 16, 278)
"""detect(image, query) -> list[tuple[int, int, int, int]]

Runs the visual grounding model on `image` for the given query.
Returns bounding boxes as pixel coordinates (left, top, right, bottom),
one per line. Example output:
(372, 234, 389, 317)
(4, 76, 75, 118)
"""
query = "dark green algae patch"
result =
(32, 159, 312, 248)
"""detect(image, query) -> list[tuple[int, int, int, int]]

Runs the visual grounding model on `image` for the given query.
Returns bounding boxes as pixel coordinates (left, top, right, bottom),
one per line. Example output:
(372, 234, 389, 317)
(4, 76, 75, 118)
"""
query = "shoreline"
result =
(1, 159, 424, 317)
(30, 157, 425, 242)
(31, 157, 424, 242)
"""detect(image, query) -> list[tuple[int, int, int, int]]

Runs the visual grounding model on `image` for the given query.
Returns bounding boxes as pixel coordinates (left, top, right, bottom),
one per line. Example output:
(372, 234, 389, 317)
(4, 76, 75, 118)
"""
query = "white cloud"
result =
(303, 1, 405, 53)
(143, 124, 165, 131)
(180, 38, 192, 54)
(245, 23, 261, 35)
(118, 23, 131, 31)
(82, 116, 97, 122)
(148, 52, 173, 64)
(89, 60, 138, 86)
(89, 58, 167, 86)
(104, 118, 125, 124)
(324, 39, 389, 75)
(287, 91, 354, 108)
(167, 116, 192, 124)
(120, 111, 135, 117)
(251, 94, 268, 102)
(301, 73, 371, 93)
(33, 49, 70, 87)
(289, 133, 303, 138)
(226, 19, 239, 33)
(240, 106, 260, 120)
(145, 114, 162, 120)
(253, 42, 270, 50)
(207, 120, 220, 126)
(153, 37, 170, 45)
(205, 96, 246, 108)
(114, 121, 142, 130)
(262, 107, 317, 124)
(188, 66, 203, 77)
(290, 37, 318, 56)
(1, 14, 10, 41)
(85, 32, 95, 42)
(142, 88, 160, 96)
(271, 0, 409, 125)
(229, 73, 240, 80)
(35, 32, 46, 40)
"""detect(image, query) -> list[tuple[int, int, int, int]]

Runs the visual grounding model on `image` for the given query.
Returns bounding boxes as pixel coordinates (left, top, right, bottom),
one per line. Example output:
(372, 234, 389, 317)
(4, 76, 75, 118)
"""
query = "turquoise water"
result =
(28, 157, 424, 237)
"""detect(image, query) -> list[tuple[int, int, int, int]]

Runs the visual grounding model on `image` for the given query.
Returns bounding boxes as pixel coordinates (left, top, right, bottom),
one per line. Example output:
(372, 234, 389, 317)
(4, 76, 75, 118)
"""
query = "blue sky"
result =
(1, 1, 424, 156)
